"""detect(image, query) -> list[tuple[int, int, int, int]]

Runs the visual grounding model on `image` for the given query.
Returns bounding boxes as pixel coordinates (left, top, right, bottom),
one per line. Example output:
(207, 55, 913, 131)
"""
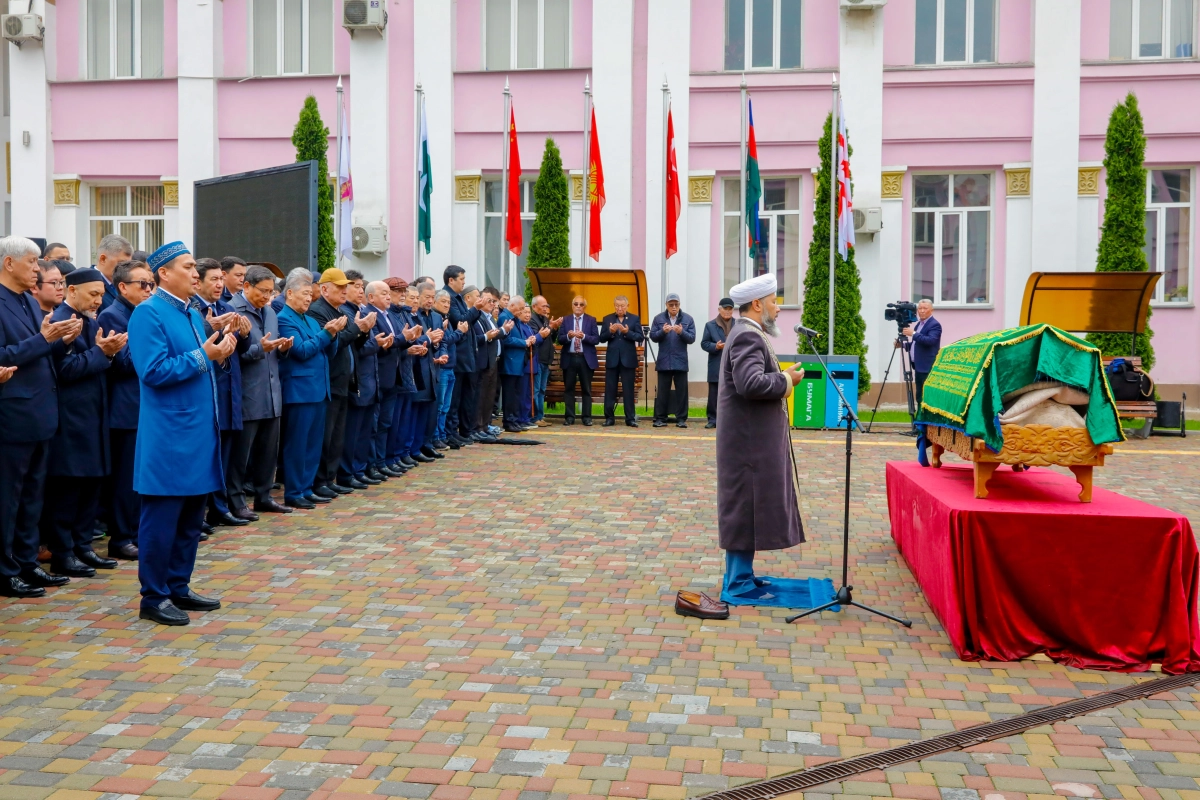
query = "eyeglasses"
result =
(45, 280, 65, 289)
(122, 281, 155, 291)
(572, 301, 585, 306)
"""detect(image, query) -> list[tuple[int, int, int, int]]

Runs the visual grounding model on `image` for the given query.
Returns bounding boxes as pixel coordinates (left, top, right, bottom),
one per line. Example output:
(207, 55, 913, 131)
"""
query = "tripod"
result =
(866, 333, 918, 435)
(785, 332, 912, 628)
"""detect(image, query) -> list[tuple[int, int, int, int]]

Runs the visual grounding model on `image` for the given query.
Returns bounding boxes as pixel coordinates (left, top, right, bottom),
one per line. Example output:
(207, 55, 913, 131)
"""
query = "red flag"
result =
(587, 107, 605, 261)
(665, 108, 681, 259)
(506, 106, 523, 255)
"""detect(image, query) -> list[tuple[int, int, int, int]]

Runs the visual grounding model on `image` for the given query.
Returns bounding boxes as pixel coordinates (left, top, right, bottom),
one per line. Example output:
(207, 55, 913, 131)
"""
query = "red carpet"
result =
(887, 460, 1200, 673)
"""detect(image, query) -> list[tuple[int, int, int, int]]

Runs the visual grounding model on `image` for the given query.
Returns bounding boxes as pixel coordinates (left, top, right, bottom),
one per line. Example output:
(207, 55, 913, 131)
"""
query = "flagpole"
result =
(415, 80, 424, 279)
(580, 76, 591, 268)
(335, 76, 343, 268)
(828, 76, 839, 356)
(661, 78, 670, 305)
(739, 75, 747, 283)
(501, 79, 512, 295)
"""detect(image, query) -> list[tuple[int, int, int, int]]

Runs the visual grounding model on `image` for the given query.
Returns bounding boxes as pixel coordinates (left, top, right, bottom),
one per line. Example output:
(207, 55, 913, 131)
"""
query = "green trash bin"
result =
(787, 357, 825, 428)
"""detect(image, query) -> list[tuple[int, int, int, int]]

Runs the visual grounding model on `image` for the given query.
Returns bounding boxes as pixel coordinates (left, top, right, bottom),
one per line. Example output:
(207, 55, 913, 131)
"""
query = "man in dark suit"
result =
(42, 242, 71, 262)
(41, 268, 128, 578)
(473, 288, 508, 439)
(700, 297, 734, 429)
(191, 258, 252, 527)
(228, 265, 293, 516)
(307, 268, 374, 497)
(407, 284, 440, 461)
(649, 293, 697, 428)
(0, 237, 83, 597)
(599, 295, 644, 427)
(341, 271, 386, 487)
(388, 283, 429, 468)
(443, 266, 483, 446)
(220, 257, 248, 303)
(903, 299, 942, 405)
(97, 259, 156, 560)
(92, 234, 133, 313)
(557, 295, 599, 426)
(366, 280, 412, 478)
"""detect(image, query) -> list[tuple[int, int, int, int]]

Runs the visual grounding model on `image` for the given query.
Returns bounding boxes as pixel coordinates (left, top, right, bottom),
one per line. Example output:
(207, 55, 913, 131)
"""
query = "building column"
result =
(591, 0, 633, 270)
(413, 1, 453, 282)
(1031, 0, 1081, 271)
(686, 172, 714, 388)
(50, 174, 86, 260)
(1076, 164, 1102, 272)
(1003, 164, 1033, 327)
(839, 4, 885, 378)
(881, 166, 906, 321)
(9, 0, 55, 241)
(176, 0, 222, 248)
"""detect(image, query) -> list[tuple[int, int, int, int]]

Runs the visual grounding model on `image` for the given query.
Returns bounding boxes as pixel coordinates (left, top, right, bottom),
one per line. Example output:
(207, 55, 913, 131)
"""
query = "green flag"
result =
(745, 99, 762, 258)
(417, 98, 432, 254)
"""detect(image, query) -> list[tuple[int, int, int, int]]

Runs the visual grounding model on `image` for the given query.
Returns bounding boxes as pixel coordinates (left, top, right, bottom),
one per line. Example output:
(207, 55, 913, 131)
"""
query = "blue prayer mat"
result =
(720, 576, 838, 609)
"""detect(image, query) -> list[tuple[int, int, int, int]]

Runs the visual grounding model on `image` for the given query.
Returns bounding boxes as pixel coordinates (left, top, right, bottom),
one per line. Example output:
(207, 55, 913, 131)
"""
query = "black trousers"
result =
(107, 428, 140, 548)
(915, 370, 929, 406)
(228, 417, 280, 509)
(604, 366, 637, 422)
(207, 430, 235, 515)
(707, 381, 719, 424)
(562, 352, 593, 422)
(454, 370, 478, 437)
(42, 476, 103, 563)
(654, 369, 688, 423)
(476, 363, 499, 432)
(0, 439, 50, 578)
(317, 395, 348, 488)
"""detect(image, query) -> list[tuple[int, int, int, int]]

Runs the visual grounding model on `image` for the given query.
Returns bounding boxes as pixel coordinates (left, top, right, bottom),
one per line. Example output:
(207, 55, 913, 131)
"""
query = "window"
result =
(1110, 0, 1194, 59)
(89, 185, 165, 264)
(914, 0, 994, 65)
(912, 173, 991, 305)
(483, 180, 536, 296)
(485, 0, 570, 71)
(87, 0, 164, 80)
(1144, 168, 1192, 303)
(250, 0, 334, 77)
(724, 0, 802, 71)
(722, 177, 801, 306)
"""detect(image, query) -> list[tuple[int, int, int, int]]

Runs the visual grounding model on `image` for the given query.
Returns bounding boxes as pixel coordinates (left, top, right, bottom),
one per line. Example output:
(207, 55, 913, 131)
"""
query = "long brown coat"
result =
(716, 318, 805, 552)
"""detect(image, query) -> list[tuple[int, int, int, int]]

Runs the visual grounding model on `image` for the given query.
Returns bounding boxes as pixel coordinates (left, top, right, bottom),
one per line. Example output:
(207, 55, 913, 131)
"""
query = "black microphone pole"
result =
(785, 330, 911, 628)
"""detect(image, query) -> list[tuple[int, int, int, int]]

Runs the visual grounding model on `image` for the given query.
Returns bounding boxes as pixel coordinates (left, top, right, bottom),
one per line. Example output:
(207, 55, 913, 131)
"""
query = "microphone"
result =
(794, 324, 820, 338)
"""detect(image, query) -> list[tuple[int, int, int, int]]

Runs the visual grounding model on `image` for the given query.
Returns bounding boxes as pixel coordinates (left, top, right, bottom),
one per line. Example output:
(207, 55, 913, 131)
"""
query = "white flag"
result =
(836, 97, 855, 260)
(337, 98, 353, 257)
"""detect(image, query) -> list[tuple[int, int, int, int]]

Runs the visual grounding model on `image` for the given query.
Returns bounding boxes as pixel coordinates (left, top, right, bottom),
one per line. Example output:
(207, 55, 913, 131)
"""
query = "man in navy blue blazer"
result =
(97, 259, 156, 561)
(92, 234, 133, 314)
(599, 295, 644, 427)
(903, 299, 942, 405)
(0, 237, 83, 598)
(557, 295, 599, 426)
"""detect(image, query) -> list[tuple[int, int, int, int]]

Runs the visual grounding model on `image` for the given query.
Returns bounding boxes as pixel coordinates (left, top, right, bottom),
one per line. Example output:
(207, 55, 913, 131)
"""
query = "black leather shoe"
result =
(52, 555, 95, 578)
(0, 576, 45, 598)
(313, 485, 339, 499)
(140, 599, 189, 626)
(447, 439, 462, 450)
(207, 510, 249, 527)
(380, 465, 405, 478)
(602, 420, 616, 427)
(626, 420, 639, 427)
(202, 522, 215, 534)
(677, 422, 688, 429)
(330, 483, 354, 495)
(356, 474, 380, 486)
(433, 439, 450, 450)
(563, 419, 575, 426)
(454, 434, 474, 446)
(170, 589, 221, 612)
(705, 422, 716, 429)
(254, 498, 293, 514)
(422, 446, 444, 460)
(366, 468, 388, 482)
(503, 425, 523, 433)
(285, 497, 315, 510)
(582, 420, 594, 426)
(233, 507, 260, 522)
(305, 493, 331, 504)
(400, 456, 419, 468)
(409, 452, 433, 463)
(78, 550, 118, 570)
(21, 567, 69, 588)
(109, 541, 139, 561)
(653, 420, 667, 428)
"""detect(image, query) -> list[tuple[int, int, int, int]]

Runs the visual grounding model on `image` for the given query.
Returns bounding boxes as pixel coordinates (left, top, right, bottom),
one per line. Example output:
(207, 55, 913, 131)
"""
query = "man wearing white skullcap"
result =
(675, 272, 807, 620)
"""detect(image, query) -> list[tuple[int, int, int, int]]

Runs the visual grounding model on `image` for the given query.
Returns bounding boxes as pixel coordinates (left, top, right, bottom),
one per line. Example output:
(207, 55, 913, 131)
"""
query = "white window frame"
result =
(915, 0, 995, 65)
(484, 0, 572, 71)
(724, 0, 803, 71)
(721, 176, 802, 307)
(249, 0, 335, 77)
(482, 179, 537, 296)
(84, 0, 153, 80)
(88, 184, 166, 264)
(1145, 166, 1194, 305)
(1110, 0, 1197, 60)
(910, 172, 994, 308)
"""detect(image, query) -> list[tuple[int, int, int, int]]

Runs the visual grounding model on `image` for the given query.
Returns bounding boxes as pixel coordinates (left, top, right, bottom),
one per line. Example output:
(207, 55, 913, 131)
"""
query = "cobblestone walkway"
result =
(1, 428, 1198, 800)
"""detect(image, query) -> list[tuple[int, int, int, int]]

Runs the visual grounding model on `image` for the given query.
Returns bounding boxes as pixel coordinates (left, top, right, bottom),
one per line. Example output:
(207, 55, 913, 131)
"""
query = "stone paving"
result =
(0, 427, 1199, 800)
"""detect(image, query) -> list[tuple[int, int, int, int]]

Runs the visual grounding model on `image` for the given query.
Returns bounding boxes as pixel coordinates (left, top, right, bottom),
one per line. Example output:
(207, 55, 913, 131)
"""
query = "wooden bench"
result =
(1102, 356, 1157, 438)
(544, 344, 644, 408)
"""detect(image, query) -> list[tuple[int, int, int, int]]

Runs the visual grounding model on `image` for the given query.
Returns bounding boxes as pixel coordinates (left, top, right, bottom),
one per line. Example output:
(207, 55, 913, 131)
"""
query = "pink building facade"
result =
(6, 0, 1198, 397)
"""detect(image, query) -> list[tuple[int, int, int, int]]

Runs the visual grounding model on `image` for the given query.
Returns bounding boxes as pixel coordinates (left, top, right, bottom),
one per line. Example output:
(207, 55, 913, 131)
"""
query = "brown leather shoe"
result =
(674, 590, 730, 620)
(38, 545, 51, 564)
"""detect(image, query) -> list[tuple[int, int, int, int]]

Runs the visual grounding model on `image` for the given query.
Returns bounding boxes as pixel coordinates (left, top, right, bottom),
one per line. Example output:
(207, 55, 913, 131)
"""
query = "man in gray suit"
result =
(228, 265, 293, 517)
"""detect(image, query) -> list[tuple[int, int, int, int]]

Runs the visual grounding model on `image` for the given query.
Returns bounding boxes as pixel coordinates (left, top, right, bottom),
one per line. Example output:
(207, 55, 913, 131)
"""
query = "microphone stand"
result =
(785, 331, 912, 628)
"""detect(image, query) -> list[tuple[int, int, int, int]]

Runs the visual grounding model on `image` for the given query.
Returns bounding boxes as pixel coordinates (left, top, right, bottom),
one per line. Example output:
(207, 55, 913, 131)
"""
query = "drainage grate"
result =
(697, 672, 1200, 800)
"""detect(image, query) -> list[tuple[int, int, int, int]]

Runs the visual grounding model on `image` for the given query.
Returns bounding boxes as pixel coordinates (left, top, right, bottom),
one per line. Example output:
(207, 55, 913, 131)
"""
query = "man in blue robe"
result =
(128, 242, 237, 626)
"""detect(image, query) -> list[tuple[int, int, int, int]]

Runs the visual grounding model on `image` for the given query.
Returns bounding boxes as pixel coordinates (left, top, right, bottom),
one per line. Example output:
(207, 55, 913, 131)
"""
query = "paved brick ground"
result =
(0, 427, 1198, 800)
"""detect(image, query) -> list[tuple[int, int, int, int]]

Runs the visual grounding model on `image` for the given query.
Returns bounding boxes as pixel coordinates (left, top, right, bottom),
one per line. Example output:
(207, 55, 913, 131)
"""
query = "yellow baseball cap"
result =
(318, 268, 350, 286)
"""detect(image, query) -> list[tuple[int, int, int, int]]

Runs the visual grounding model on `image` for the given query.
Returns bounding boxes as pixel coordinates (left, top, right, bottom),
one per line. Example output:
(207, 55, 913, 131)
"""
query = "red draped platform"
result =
(887, 460, 1200, 673)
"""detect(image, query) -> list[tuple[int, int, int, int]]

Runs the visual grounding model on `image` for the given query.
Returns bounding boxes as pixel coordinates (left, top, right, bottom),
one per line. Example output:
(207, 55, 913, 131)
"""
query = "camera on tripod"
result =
(884, 301, 919, 334)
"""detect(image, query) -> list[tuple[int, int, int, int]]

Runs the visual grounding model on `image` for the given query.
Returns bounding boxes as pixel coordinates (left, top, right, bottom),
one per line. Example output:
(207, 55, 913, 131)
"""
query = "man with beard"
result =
(676, 274, 805, 620)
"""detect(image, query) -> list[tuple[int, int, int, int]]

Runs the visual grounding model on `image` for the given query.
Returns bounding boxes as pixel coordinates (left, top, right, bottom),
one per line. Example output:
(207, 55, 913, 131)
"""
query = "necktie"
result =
(574, 316, 582, 352)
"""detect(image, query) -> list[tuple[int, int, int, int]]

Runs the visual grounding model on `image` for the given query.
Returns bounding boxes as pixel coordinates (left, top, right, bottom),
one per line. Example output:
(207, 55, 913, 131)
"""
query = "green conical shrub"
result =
(525, 138, 571, 300)
(292, 95, 335, 272)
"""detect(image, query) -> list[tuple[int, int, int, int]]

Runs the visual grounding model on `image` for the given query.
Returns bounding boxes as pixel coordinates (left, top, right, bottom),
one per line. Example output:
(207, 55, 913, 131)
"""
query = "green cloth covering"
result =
(917, 324, 1125, 452)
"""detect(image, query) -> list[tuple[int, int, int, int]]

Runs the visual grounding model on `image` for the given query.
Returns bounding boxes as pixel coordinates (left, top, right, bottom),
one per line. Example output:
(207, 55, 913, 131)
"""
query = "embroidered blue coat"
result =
(127, 290, 222, 497)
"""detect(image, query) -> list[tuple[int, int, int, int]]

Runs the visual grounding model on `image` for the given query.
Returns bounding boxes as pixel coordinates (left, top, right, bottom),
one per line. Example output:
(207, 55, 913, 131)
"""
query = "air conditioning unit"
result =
(1, 14, 44, 46)
(840, 0, 887, 8)
(343, 0, 386, 34)
(352, 222, 389, 256)
(854, 207, 883, 234)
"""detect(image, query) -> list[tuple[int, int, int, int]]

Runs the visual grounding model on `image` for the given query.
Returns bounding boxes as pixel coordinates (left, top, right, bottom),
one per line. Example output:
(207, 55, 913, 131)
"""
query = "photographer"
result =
(902, 299, 941, 404)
